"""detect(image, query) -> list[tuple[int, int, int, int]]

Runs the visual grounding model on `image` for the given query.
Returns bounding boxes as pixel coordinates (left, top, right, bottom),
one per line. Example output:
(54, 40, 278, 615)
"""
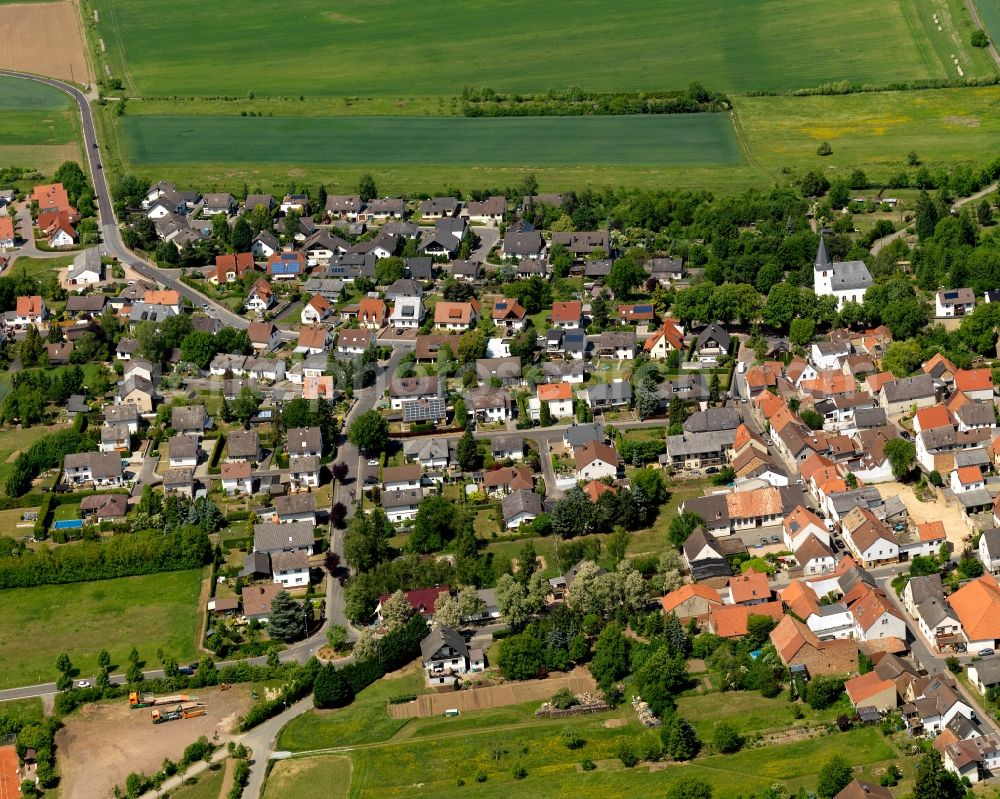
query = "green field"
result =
(263, 756, 350, 799)
(977, 0, 1000, 43)
(121, 114, 742, 167)
(736, 85, 1000, 180)
(0, 569, 203, 688)
(0, 77, 81, 172)
(92, 0, 975, 98)
(162, 764, 226, 799)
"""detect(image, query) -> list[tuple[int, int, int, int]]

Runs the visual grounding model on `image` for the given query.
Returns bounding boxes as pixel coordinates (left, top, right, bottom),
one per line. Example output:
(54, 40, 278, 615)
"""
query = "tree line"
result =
(461, 83, 730, 117)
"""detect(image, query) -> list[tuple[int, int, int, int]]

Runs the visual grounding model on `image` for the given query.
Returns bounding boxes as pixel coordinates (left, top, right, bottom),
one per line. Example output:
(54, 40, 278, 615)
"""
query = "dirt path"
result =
(194, 565, 212, 655)
(216, 757, 235, 799)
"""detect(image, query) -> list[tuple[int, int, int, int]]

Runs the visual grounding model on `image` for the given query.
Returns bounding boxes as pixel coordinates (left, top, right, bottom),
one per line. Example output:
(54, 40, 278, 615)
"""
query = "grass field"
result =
(91, 0, 976, 98)
(263, 756, 351, 799)
(277, 667, 424, 751)
(976, 0, 1000, 43)
(735, 85, 1000, 181)
(0, 77, 80, 172)
(0, 568, 203, 688)
(121, 114, 743, 167)
(0, 697, 44, 724)
(162, 764, 226, 799)
(5, 255, 76, 279)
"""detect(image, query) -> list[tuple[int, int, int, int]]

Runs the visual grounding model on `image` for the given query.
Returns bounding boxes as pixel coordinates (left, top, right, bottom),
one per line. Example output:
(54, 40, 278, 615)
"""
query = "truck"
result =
(129, 692, 194, 709)
(151, 703, 207, 723)
(150, 708, 182, 724)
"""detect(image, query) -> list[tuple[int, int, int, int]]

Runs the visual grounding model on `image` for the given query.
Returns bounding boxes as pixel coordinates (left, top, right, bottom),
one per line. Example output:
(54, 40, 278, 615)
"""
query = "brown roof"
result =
(297, 324, 328, 349)
(482, 466, 533, 491)
(241, 583, 284, 618)
(726, 486, 782, 519)
(833, 780, 893, 799)
(728, 569, 771, 604)
(844, 671, 896, 705)
(414, 334, 461, 360)
(709, 600, 783, 638)
(794, 534, 834, 565)
(660, 584, 722, 615)
(221, 461, 252, 479)
(247, 321, 276, 344)
(573, 440, 619, 470)
(434, 301, 477, 325)
(948, 574, 1000, 641)
(550, 301, 582, 323)
(382, 463, 421, 484)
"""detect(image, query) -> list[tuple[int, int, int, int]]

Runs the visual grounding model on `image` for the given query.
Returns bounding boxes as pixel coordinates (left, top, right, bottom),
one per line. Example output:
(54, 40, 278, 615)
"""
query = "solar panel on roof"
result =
(634, 305, 653, 313)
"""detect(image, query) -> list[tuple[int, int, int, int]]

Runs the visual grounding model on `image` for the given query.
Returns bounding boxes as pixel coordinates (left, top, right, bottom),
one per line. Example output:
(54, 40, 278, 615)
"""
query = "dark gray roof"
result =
(274, 493, 316, 517)
(585, 382, 631, 405)
(253, 521, 314, 552)
(172, 405, 207, 432)
(881, 374, 935, 403)
(854, 407, 889, 429)
(981, 528, 1000, 561)
(420, 625, 468, 662)
(972, 657, 1000, 686)
(240, 551, 271, 578)
(491, 434, 524, 456)
(684, 407, 741, 433)
(828, 259, 873, 292)
(955, 402, 995, 428)
(286, 426, 322, 457)
(584, 259, 613, 278)
(501, 489, 543, 521)
(382, 487, 422, 510)
(683, 526, 724, 562)
(227, 430, 260, 458)
(169, 433, 199, 460)
(503, 230, 543, 256)
(666, 429, 737, 458)
(563, 422, 604, 448)
(695, 323, 731, 352)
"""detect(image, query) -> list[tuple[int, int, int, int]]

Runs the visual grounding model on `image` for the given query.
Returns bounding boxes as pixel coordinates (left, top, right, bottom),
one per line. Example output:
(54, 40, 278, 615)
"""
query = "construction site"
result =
(56, 685, 252, 799)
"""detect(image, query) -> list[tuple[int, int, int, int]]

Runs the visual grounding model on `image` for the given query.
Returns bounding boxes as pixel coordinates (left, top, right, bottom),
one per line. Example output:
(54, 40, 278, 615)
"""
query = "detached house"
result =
(295, 324, 331, 355)
(530, 382, 573, 421)
(212, 252, 254, 285)
(266, 251, 305, 280)
(644, 319, 686, 359)
(389, 295, 424, 329)
(245, 279, 275, 313)
(492, 298, 527, 334)
(434, 300, 478, 331)
(936, 288, 976, 318)
(337, 328, 374, 355)
(421, 626, 470, 686)
(574, 440, 620, 481)
(501, 230, 545, 260)
(300, 293, 331, 325)
(247, 321, 280, 352)
(550, 301, 583, 330)
(64, 452, 125, 488)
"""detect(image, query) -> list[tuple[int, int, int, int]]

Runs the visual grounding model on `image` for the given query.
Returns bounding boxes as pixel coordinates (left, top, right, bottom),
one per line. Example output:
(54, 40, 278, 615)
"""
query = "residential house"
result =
(664, 429, 735, 469)
(0, 216, 16, 249)
(694, 323, 731, 363)
(271, 550, 310, 588)
(389, 295, 424, 329)
(202, 193, 235, 216)
(403, 438, 450, 469)
(273, 493, 317, 526)
(574, 440, 619, 481)
(851, 587, 908, 642)
(551, 230, 610, 260)
(491, 297, 527, 334)
(78, 493, 128, 524)
(475, 356, 522, 387)
(954, 368, 994, 401)
(501, 230, 545, 260)
(879, 374, 937, 416)
(244, 279, 275, 313)
(13, 295, 47, 328)
(936, 288, 976, 318)
(300, 294, 331, 325)
(550, 301, 583, 330)
(709, 600, 784, 638)
(266, 251, 305, 280)
(241, 583, 283, 623)
(978, 528, 1000, 575)
(168, 434, 200, 468)
(660, 584, 723, 623)
(163, 467, 196, 499)
(841, 507, 899, 568)
(253, 520, 314, 556)
(948, 574, 1000, 652)
(221, 461, 255, 496)
(251, 231, 280, 259)
(467, 385, 514, 422)
(118, 376, 156, 414)
(969, 657, 1000, 694)
(383, 464, 422, 493)
(582, 381, 632, 411)
(596, 331, 636, 360)
(337, 328, 374, 355)
(682, 527, 732, 581)
(844, 671, 898, 713)
(382, 487, 422, 523)
(482, 466, 533, 496)
(66, 248, 102, 289)
(783, 505, 831, 551)
(464, 196, 507, 224)
(530, 382, 573, 421)
(795, 535, 836, 575)
(421, 625, 469, 686)
(389, 376, 441, 410)
(419, 197, 460, 219)
(647, 257, 684, 285)
(247, 321, 280, 352)
(645, 319, 687, 359)
(491, 434, 524, 462)
(293, 324, 329, 356)
(288, 455, 320, 491)
(951, 465, 986, 494)
(770, 615, 859, 676)
(434, 300, 478, 331)
(501, 489, 543, 529)
(63, 452, 125, 487)
(227, 430, 261, 464)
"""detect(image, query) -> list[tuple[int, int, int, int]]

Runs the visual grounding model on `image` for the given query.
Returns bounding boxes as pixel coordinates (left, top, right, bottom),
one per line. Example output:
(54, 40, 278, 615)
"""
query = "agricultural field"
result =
(0, 77, 81, 172)
(0, 568, 203, 688)
(90, 0, 980, 98)
(734, 85, 1000, 182)
(977, 0, 1000, 43)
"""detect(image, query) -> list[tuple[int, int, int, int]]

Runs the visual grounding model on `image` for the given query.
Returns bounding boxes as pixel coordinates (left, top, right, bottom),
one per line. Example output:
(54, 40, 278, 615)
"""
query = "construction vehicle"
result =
(130, 691, 195, 709)
(150, 703, 207, 724)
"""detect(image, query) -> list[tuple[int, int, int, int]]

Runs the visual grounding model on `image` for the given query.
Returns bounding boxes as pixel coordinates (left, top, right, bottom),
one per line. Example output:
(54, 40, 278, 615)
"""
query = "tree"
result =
(457, 586, 487, 621)
(817, 141, 832, 156)
(348, 410, 389, 454)
(326, 624, 349, 653)
(375, 257, 406, 285)
(457, 329, 486, 364)
(410, 495, 461, 553)
(881, 340, 923, 378)
(883, 438, 916, 481)
(635, 647, 689, 716)
(359, 173, 377, 202)
(496, 632, 545, 680)
(494, 572, 544, 629)
(231, 386, 262, 428)
(958, 546, 984, 579)
(971, 28, 990, 47)
(97, 649, 111, 670)
(608, 528, 630, 566)
(713, 721, 744, 754)
(380, 590, 414, 631)
(607, 256, 645, 299)
(457, 429, 480, 471)
(663, 715, 700, 760)
(668, 511, 704, 549)
(267, 590, 305, 642)
(432, 592, 462, 629)
(816, 755, 853, 799)
(313, 664, 354, 709)
(789, 317, 815, 346)
(353, 628, 380, 662)
(913, 750, 966, 799)
(590, 622, 630, 687)
(665, 779, 714, 799)
(800, 409, 824, 430)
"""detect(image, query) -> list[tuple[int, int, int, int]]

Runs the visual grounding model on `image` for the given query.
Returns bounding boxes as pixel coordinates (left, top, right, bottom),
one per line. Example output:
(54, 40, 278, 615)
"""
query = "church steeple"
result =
(814, 234, 831, 270)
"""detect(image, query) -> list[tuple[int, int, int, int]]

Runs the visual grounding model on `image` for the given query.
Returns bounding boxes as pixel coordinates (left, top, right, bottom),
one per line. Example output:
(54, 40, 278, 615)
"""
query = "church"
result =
(813, 236, 873, 309)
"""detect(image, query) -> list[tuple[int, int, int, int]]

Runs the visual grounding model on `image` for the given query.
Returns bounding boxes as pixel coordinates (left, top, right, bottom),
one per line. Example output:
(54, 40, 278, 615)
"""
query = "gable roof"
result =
(660, 584, 722, 615)
(573, 440, 619, 470)
(948, 574, 1000, 641)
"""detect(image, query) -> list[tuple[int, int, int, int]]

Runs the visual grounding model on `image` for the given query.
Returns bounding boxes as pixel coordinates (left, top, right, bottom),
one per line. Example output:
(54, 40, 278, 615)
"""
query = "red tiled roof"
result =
(550, 301, 582, 323)
(538, 382, 572, 401)
(955, 368, 993, 393)
(661, 584, 722, 615)
(914, 405, 952, 431)
(709, 600, 783, 638)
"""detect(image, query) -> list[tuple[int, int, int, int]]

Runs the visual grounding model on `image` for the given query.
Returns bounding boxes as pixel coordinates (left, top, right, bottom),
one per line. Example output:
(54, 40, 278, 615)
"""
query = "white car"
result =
(367, 459, 379, 467)
(76, 680, 91, 688)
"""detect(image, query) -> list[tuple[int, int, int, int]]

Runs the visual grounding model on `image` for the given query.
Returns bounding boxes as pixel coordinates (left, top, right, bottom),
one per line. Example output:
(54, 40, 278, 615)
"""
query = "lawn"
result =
(0, 423, 70, 496)
(263, 755, 350, 799)
(734, 85, 1000, 183)
(4, 255, 77, 280)
(0, 568, 204, 688)
(345, 715, 898, 799)
(92, 0, 969, 98)
(121, 114, 743, 167)
(276, 666, 424, 751)
(162, 763, 226, 799)
(0, 697, 44, 725)
(52, 500, 82, 523)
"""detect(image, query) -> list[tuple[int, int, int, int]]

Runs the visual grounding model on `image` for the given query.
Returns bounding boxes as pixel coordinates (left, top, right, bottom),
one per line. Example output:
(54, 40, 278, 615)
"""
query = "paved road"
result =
(0, 69, 247, 330)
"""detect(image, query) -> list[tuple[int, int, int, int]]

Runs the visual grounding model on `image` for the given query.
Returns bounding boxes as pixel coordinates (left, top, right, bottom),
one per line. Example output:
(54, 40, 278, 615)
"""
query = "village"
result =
(4, 174, 1000, 799)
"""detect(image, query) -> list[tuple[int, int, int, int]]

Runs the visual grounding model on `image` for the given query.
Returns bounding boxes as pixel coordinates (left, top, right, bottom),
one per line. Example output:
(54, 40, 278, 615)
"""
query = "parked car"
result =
(177, 666, 194, 675)
(770, 536, 780, 545)
(705, 466, 720, 474)
(979, 648, 995, 657)
(77, 680, 91, 688)
(956, 643, 968, 653)
(759, 538, 768, 547)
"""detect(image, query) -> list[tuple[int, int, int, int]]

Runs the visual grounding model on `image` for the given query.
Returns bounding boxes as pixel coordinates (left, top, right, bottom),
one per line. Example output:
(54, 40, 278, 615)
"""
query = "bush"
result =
(817, 141, 833, 157)
(580, 758, 596, 771)
(615, 740, 639, 767)
(805, 676, 844, 710)
(946, 656, 962, 674)
(551, 687, 579, 710)
(971, 29, 989, 48)
(313, 664, 354, 709)
(474, 770, 487, 783)
(388, 693, 417, 705)
(562, 730, 585, 750)
(511, 763, 527, 779)
(713, 721, 744, 754)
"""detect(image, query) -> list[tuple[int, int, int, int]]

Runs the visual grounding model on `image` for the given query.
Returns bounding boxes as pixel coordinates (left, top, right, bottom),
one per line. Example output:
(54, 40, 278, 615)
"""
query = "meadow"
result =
(263, 756, 351, 799)
(0, 568, 203, 688)
(735, 85, 1000, 180)
(90, 0, 979, 98)
(0, 77, 80, 172)
(977, 0, 1000, 43)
